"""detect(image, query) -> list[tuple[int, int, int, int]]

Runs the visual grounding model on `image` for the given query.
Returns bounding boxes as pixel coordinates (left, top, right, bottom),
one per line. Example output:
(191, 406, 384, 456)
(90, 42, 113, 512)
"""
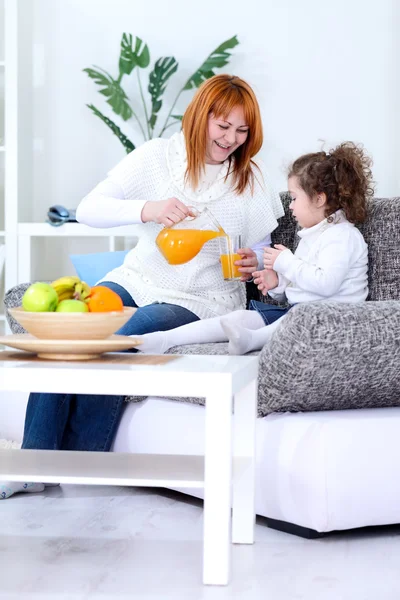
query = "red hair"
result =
(181, 74, 263, 195)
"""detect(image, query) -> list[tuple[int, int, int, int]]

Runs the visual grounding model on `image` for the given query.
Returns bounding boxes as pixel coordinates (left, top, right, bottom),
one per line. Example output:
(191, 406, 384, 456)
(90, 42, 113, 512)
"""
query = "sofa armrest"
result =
(4, 283, 32, 333)
(258, 300, 400, 415)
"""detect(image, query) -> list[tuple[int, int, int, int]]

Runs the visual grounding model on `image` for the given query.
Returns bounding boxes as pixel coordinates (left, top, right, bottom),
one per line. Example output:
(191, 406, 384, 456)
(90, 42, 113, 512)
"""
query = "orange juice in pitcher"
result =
(156, 208, 226, 265)
(156, 228, 224, 265)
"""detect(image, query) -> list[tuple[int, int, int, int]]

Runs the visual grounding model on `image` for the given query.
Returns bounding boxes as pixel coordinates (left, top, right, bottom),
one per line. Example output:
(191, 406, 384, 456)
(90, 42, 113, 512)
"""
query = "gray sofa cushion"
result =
(4, 283, 31, 334)
(271, 192, 299, 251)
(140, 299, 400, 416)
(258, 301, 400, 414)
(356, 197, 400, 301)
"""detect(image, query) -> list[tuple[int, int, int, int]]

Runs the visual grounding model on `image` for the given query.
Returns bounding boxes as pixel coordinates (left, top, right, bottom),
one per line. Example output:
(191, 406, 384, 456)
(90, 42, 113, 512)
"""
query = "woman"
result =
(1, 74, 284, 499)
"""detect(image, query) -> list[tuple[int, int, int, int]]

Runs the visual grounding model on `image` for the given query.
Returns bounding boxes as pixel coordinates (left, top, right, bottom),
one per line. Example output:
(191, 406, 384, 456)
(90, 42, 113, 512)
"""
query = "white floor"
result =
(0, 485, 399, 600)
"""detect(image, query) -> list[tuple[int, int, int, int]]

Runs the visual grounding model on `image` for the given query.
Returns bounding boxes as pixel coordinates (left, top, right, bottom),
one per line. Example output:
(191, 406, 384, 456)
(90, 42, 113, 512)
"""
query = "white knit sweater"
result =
(269, 210, 368, 304)
(77, 132, 284, 319)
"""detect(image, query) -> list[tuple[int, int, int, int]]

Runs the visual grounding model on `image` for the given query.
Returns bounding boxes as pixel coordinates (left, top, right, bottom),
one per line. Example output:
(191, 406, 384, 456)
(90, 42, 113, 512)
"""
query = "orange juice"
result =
(220, 253, 241, 279)
(156, 228, 224, 265)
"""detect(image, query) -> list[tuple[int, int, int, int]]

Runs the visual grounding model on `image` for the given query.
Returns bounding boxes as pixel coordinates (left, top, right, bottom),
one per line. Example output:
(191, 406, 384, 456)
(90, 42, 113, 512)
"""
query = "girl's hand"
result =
(141, 198, 193, 227)
(263, 244, 288, 270)
(235, 248, 258, 282)
(253, 269, 279, 296)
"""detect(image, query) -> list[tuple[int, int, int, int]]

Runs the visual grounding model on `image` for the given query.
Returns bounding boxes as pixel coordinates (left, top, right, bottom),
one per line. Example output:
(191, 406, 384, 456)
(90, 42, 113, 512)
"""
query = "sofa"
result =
(2, 193, 400, 538)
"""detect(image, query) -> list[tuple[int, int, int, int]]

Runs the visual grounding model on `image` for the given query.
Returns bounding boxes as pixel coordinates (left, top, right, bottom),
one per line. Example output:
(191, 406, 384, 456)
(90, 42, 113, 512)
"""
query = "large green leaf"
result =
(87, 104, 135, 154)
(83, 66, 132, 121)
(148, 57, 178, 130)
(119, 33, 150, 76)
(183, 35, 239, 90)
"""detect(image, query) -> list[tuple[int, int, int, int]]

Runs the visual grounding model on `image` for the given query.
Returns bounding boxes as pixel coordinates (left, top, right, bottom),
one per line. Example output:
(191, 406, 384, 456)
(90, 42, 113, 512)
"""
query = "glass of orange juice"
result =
(219, 235, 242, 280)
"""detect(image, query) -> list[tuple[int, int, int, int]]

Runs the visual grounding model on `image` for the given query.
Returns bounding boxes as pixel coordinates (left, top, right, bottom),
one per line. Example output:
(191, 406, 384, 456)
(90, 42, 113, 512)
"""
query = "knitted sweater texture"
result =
(96, 132, 284, 319)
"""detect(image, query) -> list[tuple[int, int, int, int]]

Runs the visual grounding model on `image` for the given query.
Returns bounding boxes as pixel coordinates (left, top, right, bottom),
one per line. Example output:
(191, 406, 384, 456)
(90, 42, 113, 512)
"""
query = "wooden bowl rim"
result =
(9, 306, 136, 318)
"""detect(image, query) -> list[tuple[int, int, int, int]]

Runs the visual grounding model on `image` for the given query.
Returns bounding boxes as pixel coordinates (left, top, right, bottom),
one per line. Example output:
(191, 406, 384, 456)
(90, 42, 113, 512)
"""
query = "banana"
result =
(51, 276, 83, 302)
(73, 281, 91, 303)
(52, 287, 75, 301)
(58, 290, 76, 302)
(51, 276, 80, 287)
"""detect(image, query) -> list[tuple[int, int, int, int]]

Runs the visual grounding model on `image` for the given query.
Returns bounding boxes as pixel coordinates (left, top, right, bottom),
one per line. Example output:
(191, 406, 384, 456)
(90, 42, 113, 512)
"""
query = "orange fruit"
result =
(87, 286, 124, 312)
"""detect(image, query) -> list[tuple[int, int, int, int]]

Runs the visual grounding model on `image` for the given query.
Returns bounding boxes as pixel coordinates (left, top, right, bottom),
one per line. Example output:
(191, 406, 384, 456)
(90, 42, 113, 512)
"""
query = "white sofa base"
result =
(2, 392, 400, 534)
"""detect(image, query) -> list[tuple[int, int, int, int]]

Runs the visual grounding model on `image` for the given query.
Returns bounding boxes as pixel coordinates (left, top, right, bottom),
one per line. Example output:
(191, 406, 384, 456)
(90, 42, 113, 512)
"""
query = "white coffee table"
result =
(0, 351, 258, 585)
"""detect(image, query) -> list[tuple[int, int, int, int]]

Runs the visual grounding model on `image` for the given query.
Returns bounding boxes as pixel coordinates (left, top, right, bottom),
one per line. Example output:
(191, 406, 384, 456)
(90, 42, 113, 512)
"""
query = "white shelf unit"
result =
(1, 0, 18, 332)
(1, 3, 137, 307)
(0, 3, 4, 333)
(17, 222, 139, 284)
(17, 223, 139, 237)
(0, 2, 136, 308)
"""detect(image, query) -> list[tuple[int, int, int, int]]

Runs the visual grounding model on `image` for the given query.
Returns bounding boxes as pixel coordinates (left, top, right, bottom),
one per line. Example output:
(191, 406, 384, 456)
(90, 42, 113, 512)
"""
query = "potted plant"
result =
(83, 34, 239, 153)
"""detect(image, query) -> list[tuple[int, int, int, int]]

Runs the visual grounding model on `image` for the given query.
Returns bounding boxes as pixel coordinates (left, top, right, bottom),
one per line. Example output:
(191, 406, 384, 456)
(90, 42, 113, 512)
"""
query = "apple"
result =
(56, 299, 89, 313)
(22, 282, 59, 312)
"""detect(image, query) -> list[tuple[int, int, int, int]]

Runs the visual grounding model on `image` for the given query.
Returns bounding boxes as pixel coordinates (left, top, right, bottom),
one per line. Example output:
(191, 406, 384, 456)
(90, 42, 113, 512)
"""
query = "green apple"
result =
(56, 299, 89, 313)
(22, 282, 59, 312)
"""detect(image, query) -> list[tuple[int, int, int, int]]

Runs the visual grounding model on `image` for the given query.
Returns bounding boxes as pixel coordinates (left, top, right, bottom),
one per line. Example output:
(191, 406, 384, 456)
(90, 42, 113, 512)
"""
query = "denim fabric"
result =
(249, 299, 293, 325)
(22, 393, 126, 451)
(21, 282, 199, 451)
(101, 281, 200, 335)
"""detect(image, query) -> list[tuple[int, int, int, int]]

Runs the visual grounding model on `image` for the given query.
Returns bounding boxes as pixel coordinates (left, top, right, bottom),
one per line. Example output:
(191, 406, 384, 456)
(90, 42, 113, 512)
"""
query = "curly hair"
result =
(288, 142, 375, 223)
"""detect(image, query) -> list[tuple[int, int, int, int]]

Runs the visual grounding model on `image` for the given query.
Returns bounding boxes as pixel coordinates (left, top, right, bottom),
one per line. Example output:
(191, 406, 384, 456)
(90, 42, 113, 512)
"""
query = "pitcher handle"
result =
(185, 206, 200, 221)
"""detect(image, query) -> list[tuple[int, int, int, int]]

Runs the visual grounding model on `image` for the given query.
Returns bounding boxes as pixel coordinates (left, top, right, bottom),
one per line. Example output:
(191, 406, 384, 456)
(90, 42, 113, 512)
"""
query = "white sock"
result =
(221, 314, 285, 355)
(134, 310, 255, 354)
(0, 481, 45, 499)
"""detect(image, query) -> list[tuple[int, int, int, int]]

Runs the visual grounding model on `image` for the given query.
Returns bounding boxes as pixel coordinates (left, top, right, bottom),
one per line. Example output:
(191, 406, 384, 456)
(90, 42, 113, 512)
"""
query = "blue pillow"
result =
(70, 250, 129, 287)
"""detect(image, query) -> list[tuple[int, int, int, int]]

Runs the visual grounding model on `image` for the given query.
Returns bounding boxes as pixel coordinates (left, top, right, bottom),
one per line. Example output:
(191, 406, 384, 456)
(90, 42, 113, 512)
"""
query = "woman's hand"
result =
(235, 248, 259, 282)
(141, 198, 192, 227)
(263, 244, 288, 270)
(253, 269, 279, 296)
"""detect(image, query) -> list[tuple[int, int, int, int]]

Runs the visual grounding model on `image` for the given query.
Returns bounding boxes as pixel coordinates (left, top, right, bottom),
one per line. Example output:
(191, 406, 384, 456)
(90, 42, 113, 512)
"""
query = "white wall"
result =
(18, 0, 400, 276)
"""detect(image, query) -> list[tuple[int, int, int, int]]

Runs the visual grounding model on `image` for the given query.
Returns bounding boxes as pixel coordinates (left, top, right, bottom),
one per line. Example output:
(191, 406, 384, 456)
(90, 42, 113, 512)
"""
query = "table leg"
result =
(232, 379, 257, 544)
(202, 386, 233, 585)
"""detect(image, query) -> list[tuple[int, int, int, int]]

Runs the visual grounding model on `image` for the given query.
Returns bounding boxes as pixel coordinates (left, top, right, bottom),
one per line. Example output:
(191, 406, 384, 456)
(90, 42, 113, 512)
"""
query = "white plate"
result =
(0, 334, 142, 360)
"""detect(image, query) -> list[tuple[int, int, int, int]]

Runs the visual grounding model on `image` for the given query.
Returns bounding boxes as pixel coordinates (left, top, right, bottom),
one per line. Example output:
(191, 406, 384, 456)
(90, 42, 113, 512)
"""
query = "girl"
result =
(135, 142, 373, 356)
(1, 74, 283, 499)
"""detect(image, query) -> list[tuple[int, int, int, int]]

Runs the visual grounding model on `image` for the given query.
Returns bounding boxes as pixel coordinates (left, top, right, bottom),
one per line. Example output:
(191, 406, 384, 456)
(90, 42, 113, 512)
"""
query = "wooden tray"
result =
(0, 334, 142, 360)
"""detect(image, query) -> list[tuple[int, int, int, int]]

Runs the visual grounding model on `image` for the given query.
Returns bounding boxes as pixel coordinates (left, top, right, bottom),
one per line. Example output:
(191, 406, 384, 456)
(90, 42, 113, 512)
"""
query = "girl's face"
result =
(205, 106, 249, 165)
(288, 176, 327, 228)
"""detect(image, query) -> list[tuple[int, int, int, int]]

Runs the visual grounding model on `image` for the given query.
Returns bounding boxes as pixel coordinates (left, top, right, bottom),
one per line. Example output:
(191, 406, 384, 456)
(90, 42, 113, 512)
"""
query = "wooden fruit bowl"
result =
(8, 306, 137, 340)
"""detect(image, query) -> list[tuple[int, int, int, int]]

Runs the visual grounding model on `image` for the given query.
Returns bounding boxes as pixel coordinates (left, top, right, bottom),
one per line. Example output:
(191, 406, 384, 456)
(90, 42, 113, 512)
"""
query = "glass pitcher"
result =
(156, 207, 226, 265)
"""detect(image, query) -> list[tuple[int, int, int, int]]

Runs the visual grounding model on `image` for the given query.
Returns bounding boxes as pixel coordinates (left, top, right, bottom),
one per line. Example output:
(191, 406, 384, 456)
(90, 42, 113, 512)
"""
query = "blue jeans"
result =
(249, 300, 293, 325)
(22, 283, 199, 451)
(99, 282, 200, 336)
